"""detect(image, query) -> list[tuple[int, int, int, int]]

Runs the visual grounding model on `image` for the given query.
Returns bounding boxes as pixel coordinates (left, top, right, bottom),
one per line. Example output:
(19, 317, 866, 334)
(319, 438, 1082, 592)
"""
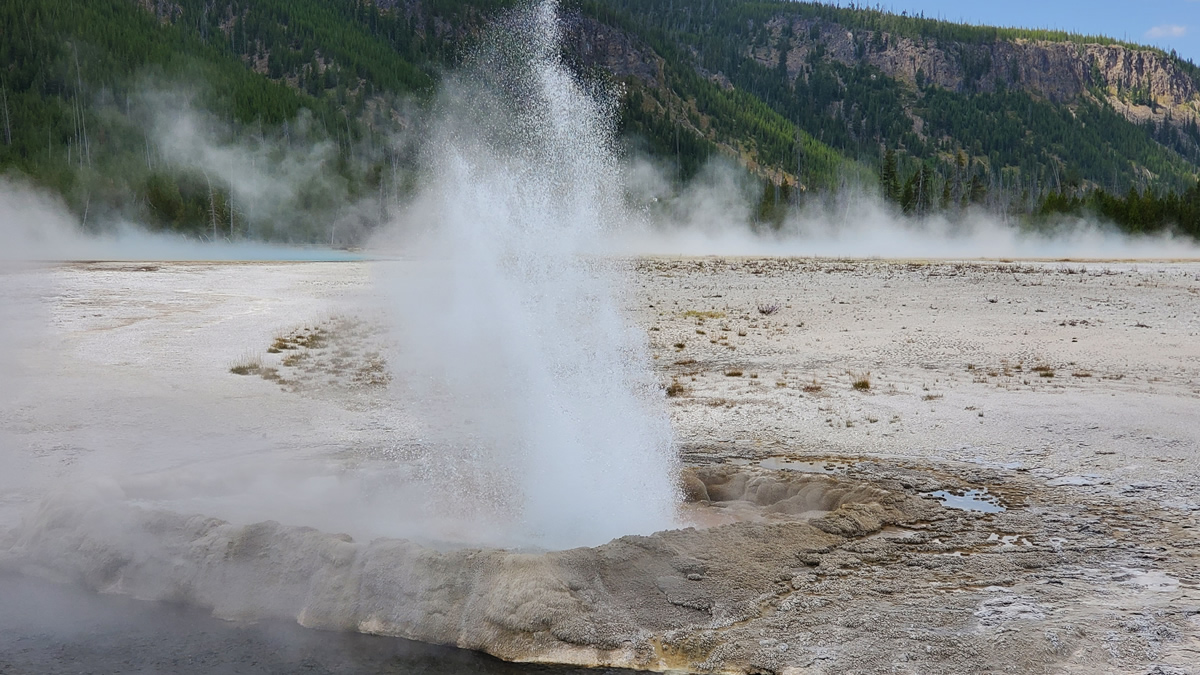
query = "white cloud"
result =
(1145, 24, 1187, 38)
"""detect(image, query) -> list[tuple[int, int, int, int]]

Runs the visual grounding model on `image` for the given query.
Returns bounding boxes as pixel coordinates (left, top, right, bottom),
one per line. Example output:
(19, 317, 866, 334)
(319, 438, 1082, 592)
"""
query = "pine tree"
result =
(880, 148, 900, 203)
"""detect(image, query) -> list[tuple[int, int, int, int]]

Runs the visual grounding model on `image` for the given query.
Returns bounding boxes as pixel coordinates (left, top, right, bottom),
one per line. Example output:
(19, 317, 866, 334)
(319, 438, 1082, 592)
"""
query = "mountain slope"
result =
(1, 0, 1198, 240)
(593, 0, 1200, 194)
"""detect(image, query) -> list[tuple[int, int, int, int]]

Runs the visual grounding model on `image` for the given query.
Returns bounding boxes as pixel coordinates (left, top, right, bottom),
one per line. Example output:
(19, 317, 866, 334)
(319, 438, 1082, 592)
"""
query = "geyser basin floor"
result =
(4, 259, 1200, 674)
(0, 572, 639, 675)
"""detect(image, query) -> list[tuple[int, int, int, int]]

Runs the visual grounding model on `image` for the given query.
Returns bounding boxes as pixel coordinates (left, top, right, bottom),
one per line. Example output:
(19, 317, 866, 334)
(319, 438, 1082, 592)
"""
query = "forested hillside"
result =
(1, 0, 1198, 241)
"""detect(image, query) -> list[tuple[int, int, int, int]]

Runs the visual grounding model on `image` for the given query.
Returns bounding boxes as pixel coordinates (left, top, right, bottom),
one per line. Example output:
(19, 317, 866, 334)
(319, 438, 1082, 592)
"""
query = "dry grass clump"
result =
(725, 369, 744, 377)
(292, 328, 328, 349)
(683, 310, 726, 320)
(1032, 364, 1055, 378)
(229, 356, 281, 384)
(352, 359, 390, 387)
(666, 379, 687, 397)
(233, 316, 392, 392)
(281, 352, 308, 368)
(851, 372, 872, 391)
(922, 393, 943, 401)
(803, 380, 823, 393)
(229, 357, 262, 376)
(756, 302, 781, 316)
(267, 326, 329, 353)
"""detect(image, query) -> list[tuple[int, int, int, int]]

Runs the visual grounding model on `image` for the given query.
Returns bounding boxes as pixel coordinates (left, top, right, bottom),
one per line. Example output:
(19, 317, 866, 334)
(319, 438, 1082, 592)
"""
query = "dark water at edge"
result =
(0, 573, 646, 675)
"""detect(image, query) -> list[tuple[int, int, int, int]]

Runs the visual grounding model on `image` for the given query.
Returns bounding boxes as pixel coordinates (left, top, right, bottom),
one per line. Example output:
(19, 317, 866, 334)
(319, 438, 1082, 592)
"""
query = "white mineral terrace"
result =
(3, 258, 1200, 674)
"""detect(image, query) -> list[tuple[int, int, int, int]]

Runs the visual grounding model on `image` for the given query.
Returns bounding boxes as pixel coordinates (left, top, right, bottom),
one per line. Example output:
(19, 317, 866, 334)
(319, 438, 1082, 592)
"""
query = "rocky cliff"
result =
(757, 17, 1200, 128)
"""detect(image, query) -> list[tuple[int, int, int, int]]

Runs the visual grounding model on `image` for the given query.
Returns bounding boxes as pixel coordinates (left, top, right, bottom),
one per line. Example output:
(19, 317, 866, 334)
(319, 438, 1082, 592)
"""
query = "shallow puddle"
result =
(921, 489, 1006, 513)
(0, 572, 637, 675)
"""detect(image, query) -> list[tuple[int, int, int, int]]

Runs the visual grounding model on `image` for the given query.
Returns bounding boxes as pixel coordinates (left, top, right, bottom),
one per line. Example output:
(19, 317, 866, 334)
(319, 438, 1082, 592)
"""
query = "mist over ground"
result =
(0, 0, 1195, 551)
(0, 0, 1194, 554)
(1, 3, 1200, 673)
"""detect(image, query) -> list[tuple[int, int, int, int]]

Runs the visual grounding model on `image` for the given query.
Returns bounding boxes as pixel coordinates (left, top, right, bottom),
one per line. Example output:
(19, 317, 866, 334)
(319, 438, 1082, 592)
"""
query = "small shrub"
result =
(666, 380, 687, 397)
(852, 373, 871, 390)
(725, 369, 744, 377)
(757, 302, 781, 316)
(230, 356, 262, 376)
(683, 310, 726, 319)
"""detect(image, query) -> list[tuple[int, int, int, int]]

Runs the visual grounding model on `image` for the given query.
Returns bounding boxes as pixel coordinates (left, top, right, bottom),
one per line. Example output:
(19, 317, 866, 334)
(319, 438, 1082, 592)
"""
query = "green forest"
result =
(1, 0, 1198, 241)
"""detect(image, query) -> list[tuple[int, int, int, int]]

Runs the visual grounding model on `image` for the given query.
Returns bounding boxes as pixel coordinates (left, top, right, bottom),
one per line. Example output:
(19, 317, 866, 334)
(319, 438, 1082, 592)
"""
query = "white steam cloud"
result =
(0, 0, 1195, 567)
(614, 169, 1200, 260)
(0, 176, 360, 261)
(145, 91, 376, 245)
(370, 0, 680, 549)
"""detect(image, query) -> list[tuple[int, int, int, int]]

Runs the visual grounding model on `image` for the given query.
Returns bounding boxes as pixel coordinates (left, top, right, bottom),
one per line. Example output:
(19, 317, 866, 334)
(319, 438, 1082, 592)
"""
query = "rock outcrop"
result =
(764, 17, 1200, 128)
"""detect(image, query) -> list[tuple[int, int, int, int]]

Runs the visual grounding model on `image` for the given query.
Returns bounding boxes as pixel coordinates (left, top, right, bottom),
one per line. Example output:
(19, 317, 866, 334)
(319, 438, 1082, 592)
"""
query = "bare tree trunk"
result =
(229, 160, 235, 239)
(72, 45, 90, 168)
(1, 85, 11, 146)
(71, 99, 80, 169)
(204, 171, 217, 241)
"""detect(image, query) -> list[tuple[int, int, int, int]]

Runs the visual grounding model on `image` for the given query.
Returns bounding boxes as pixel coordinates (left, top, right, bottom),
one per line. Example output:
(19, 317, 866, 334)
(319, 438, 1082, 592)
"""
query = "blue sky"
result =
(851, 1, 1200, 63)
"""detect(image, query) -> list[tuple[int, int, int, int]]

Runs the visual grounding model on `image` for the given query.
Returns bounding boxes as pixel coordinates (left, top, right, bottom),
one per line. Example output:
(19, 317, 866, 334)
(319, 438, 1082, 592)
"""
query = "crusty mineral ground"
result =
(3, 258, 1200, 674)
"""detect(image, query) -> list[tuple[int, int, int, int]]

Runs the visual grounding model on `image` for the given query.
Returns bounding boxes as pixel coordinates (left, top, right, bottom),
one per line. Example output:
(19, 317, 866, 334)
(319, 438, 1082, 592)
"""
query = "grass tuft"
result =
(666, 380, 687, 397)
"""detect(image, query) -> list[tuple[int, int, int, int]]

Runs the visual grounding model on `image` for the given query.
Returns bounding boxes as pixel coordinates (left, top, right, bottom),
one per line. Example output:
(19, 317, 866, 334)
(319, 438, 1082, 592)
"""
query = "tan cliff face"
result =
(762, 18, 1200, 128)
(562, 13, 664, 89)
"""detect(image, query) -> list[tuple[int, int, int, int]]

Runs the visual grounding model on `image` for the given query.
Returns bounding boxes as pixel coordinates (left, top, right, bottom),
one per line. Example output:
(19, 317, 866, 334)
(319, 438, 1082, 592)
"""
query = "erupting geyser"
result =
(376, 0, 680, 549)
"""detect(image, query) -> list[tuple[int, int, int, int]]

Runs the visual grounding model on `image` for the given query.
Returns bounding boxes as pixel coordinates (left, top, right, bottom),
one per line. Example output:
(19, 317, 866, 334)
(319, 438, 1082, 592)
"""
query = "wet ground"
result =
(0, 573, 636, 675)
(5, 259, 1200, 673)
